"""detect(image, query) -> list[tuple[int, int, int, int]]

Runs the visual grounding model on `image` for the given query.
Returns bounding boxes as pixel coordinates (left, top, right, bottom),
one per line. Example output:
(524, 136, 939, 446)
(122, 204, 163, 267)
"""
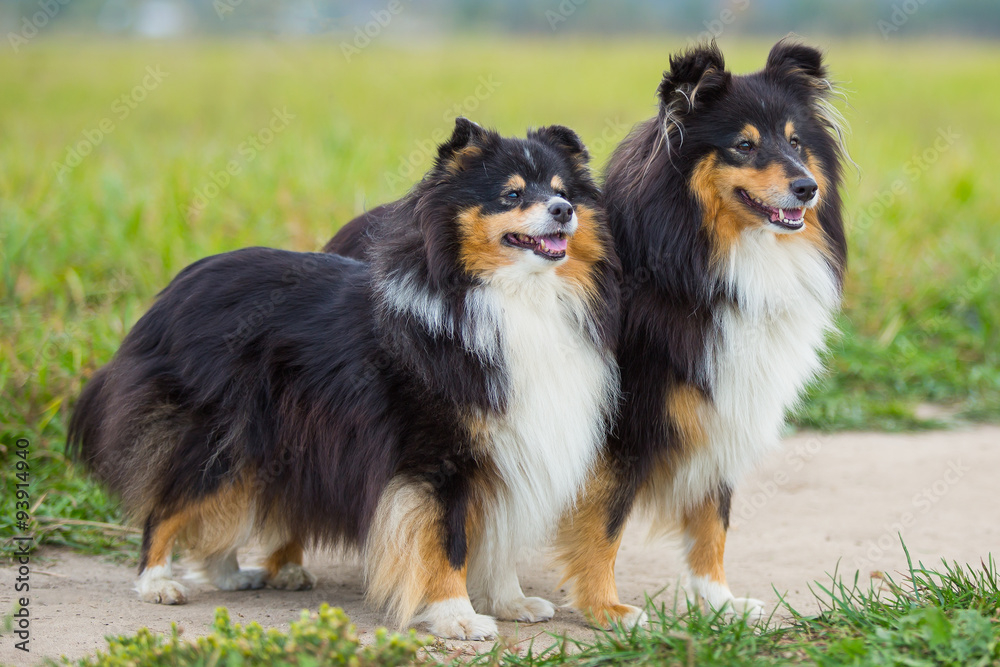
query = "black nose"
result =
(548, 200, 573, 224)
(790, 178, 818, 203)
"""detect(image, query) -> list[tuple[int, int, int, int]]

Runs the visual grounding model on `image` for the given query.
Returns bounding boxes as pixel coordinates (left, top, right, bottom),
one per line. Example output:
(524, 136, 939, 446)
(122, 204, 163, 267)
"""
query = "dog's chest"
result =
(479, 277, 613, 535)
(673, 233, 840, 504)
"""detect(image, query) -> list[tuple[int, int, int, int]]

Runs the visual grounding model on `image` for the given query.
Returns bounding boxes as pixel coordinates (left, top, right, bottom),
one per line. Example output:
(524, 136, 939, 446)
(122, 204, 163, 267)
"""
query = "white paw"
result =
(618, 605, 648, 629)
(215, 567, 267, 591)
(418, 598, 498, 640)
(689, 576, 765, 623)
(136, 566, 188, 605)
(727, 597, 766, 623)
(267, 563, 317, 590)
(491, 596, 556, 623)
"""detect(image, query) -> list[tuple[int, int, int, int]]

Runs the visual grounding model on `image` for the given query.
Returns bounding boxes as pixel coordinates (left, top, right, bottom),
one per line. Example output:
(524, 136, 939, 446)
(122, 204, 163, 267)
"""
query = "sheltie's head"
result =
(606, 40, 847, 294)
(426, 118, 610, 289)
(668, 40, 847, 265)
(372, 118, 619, 349)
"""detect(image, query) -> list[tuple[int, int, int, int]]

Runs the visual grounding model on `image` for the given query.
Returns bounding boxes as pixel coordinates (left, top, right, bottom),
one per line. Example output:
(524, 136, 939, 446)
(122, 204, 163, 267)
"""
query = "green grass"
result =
(0, 36, 998, 662)
(53, 604, 429, 667)
(49, 545, 1000, 666)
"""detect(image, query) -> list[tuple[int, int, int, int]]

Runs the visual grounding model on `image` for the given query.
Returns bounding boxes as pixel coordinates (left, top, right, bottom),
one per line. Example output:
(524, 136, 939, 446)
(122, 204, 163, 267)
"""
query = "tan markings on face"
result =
(804, 150, 828, 200)
(666, 383, 707, 452)
(505, 174, 527, 191)
(776, 151, 832, 255)
(691, 154, 800, 262)
(443, 145, 483, 174)
(550, 175, 565, 193)
(456, 204, 544, 276)
(784, 120, 796, 141)
(554, 203, 606, 298)
(741, 124, 761, 144)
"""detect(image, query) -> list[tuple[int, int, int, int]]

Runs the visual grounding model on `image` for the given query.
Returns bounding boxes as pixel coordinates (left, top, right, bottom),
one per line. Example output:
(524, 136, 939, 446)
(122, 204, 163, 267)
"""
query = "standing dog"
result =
(324, 40, 847, 627)
(69, 118, 621, 639)
(558, 40, 847, 625)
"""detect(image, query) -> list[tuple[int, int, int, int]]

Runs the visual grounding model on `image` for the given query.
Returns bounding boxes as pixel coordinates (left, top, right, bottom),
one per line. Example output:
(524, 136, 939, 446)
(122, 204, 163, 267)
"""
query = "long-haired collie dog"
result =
(555, 40, 848, 625)
(68, 117, 621, 639)
(326, 40, 847, 628)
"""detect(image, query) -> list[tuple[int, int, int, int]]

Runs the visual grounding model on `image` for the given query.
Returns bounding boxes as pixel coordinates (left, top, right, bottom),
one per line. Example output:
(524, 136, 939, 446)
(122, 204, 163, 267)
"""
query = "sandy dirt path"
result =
(2, 425, 997, 665)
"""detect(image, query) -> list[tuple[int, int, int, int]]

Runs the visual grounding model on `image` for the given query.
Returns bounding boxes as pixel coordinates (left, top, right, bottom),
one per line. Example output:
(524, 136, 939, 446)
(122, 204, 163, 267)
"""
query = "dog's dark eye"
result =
(503, 190, 520, 201)
(555, 190, 568, 199)
(789, 136, 801, 150)
(736, 140, 755, 153)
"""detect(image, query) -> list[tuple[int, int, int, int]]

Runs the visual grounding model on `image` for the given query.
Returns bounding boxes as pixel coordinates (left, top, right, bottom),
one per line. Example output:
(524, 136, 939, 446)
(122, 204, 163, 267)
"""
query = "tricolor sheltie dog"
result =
(68, 118, 621, 639)
(325, 39, 847, 628)
(556, 40, 848, 625)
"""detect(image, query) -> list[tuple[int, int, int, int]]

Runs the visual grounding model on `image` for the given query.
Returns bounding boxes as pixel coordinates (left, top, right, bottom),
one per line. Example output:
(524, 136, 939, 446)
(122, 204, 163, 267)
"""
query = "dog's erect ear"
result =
(657, 41, 729, 116)
(766, 40, 828, 86)
(766, 40, 825, 78)
(435, 117, 486, 170)
(531, 125, 590, 165)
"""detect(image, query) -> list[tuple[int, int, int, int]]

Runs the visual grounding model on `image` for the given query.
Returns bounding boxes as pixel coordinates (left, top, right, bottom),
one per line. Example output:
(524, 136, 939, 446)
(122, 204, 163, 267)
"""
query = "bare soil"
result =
(2, 425, 997, 666)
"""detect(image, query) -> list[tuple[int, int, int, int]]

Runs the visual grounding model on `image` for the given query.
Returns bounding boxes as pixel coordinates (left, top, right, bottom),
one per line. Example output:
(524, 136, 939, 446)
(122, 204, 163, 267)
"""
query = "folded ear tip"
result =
(532, 125, 590, 161)
(767, 39, 825, 76)
(658, 41, 728, 106)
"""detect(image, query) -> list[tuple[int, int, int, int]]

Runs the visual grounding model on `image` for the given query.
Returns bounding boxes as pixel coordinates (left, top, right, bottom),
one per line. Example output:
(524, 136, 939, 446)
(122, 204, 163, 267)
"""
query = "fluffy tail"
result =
(66, 367, 109, 473)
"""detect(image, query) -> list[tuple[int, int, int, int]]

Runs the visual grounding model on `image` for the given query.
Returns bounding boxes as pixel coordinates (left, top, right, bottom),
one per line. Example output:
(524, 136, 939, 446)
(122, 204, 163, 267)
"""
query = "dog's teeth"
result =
(778, 208, 784, 220)
(539, 238, 547, 251)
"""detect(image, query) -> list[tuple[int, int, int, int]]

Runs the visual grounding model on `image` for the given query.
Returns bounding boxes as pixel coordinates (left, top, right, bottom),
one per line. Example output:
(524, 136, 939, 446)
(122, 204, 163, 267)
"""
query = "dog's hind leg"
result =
(263, 539, 316, 591)
(181, 478, 270, 592)
(136, 509, 193, 604)
(198, 550, 267, 591)
(682, 491, 764, 622)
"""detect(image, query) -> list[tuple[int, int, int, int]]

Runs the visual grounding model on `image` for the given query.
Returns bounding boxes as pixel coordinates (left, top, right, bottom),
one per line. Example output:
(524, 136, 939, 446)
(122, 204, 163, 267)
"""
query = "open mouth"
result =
(502, 232, 569, 260)
(737, 189, 805, 231)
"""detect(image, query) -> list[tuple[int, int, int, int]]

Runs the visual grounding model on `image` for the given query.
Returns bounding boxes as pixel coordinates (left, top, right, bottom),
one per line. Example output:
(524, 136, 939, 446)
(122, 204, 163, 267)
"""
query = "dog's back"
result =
(68, 249, 396, 543)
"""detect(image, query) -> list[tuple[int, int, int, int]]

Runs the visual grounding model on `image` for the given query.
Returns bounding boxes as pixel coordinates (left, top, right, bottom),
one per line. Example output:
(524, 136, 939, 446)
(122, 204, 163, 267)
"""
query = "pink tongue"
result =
(541, 235, 568, 252)
(769, 208, 804, 223)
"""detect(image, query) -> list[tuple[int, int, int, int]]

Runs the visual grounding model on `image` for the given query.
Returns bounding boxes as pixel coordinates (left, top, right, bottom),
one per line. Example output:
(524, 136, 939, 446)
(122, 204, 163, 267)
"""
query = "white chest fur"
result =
(476, 267, 616, 551)
(669, 229, 840, 513)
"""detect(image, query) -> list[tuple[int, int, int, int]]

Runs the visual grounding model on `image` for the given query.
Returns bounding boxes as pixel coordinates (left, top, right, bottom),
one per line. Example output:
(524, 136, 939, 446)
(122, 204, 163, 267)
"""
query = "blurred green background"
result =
(1, 1, 998, 551)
